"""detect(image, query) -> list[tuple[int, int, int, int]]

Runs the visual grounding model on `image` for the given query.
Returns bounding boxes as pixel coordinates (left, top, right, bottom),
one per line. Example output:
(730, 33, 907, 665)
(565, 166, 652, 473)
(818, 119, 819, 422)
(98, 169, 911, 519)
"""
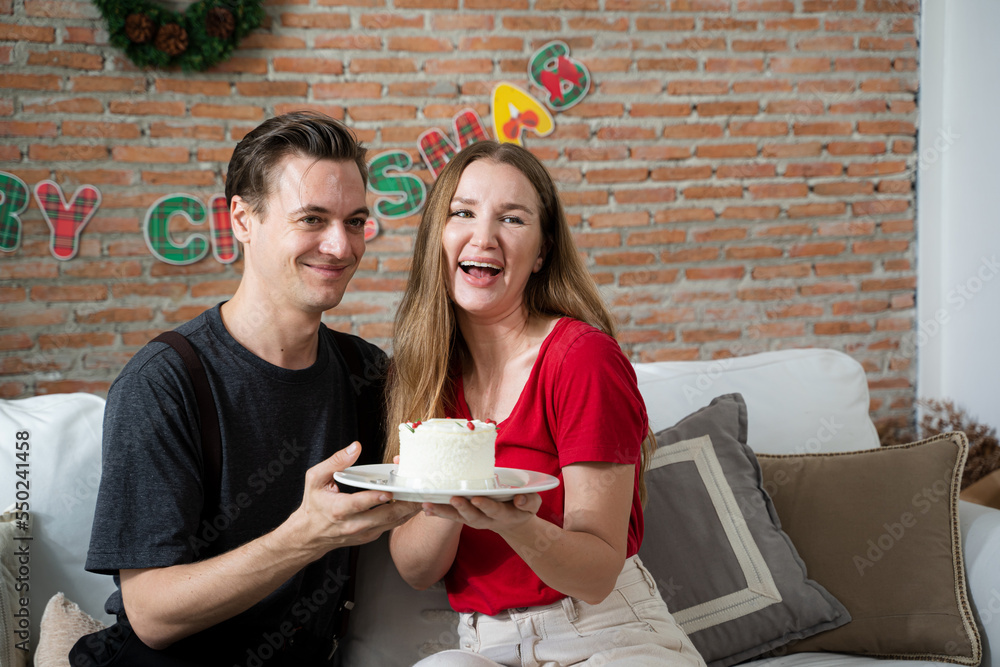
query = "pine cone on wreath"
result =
(124, 13, 156, 44)
(205, 7, 235, 39)
(154, 23, 189, 56)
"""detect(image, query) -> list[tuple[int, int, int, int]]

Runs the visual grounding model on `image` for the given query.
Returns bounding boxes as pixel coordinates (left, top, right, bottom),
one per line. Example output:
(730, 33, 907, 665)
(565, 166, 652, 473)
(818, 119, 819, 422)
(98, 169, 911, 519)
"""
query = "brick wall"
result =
(0, 0, 919, 429)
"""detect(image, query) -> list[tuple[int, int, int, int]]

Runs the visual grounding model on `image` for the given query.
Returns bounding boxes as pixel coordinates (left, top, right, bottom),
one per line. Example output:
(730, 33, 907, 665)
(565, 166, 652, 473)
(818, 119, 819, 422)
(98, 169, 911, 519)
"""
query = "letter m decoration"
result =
(418, 109, 491, 179)
(529, 40, 591, 111)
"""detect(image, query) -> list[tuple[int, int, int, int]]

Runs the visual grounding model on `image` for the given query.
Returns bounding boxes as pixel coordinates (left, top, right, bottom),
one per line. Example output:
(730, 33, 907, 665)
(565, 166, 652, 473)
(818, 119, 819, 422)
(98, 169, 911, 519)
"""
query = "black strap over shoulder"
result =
(328, 329, 388, 462)
(326, 329, 381, 646)
(152, 330, 222, 517)
(328, 329, 368, 443)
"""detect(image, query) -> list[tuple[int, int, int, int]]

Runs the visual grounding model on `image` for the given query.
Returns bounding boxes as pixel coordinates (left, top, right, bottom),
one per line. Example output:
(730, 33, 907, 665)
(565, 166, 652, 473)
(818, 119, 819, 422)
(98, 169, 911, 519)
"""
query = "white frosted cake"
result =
(396, 418, 497, 488)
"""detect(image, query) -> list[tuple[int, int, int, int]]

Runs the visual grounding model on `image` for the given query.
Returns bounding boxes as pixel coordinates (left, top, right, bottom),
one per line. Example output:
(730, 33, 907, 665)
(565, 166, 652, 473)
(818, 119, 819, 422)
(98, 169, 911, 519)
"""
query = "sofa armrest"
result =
(959, 499, 1000, 666)
(0, 393, 116, 655)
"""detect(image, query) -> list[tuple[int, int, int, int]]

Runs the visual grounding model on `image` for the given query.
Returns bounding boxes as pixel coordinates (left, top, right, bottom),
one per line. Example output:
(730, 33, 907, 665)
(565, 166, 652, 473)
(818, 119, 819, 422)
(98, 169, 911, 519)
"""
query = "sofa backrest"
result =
(635, 348, 880, 455)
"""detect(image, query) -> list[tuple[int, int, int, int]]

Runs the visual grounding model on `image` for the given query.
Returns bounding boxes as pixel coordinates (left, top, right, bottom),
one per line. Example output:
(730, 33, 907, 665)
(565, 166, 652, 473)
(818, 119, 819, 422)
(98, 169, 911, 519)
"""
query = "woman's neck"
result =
(456, 309, 562, 421)
(458, 308, 538, 376)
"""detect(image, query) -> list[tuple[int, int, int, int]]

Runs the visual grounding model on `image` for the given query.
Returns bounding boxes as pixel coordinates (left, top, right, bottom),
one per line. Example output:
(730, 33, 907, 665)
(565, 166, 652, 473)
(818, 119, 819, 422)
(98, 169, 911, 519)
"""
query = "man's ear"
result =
(230, 196, 253, 244)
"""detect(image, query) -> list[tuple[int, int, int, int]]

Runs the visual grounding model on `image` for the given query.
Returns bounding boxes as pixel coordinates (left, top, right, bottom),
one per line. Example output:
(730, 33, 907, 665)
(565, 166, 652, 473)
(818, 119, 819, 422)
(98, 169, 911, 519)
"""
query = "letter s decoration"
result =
(529, 40, 591, 111)
(367, 150, 426, 220)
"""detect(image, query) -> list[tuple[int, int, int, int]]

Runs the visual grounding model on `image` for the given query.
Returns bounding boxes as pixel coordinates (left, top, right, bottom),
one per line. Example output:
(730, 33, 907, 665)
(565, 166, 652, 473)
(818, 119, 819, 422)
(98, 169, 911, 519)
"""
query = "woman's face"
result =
(442, 159, 546, 323)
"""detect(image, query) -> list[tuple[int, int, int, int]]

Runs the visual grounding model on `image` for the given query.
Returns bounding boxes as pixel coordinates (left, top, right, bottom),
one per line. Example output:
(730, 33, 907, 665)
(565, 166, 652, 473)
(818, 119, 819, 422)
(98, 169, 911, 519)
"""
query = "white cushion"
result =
(0, 393, 116, 653)
(959, 500, 1000, 667)
(634, 348, 880, 455)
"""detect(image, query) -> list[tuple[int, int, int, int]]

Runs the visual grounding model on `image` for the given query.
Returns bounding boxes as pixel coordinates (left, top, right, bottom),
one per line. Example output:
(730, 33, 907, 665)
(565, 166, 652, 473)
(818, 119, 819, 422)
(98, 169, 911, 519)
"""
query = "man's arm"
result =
(120, 442, 418, 650)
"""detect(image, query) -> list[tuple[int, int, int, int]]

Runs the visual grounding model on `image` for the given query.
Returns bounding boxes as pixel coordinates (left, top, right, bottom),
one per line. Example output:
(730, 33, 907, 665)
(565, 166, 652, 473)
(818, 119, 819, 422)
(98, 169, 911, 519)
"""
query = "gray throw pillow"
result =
(638, 393, 850, 667)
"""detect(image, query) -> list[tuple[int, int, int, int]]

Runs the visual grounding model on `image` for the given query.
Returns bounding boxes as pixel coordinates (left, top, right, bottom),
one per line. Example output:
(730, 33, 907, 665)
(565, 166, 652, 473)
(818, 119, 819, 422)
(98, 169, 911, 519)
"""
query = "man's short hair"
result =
(225, 110, 368, 216)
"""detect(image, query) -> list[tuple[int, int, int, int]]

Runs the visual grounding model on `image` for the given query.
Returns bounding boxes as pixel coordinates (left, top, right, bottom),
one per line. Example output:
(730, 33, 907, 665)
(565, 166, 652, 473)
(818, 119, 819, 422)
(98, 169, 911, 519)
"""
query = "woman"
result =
(386, 141, 705, 667)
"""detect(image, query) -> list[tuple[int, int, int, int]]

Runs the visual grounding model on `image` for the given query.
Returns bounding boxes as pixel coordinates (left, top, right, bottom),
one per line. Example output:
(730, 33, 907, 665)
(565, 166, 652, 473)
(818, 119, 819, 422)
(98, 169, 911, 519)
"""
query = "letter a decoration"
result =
(492, 83, 555, 146)
(33, 180, 102, 261)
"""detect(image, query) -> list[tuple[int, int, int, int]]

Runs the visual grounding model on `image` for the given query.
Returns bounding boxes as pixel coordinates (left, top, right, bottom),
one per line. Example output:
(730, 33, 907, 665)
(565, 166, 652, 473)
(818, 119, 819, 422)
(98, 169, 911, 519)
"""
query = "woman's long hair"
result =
(385, 141, 654, 502)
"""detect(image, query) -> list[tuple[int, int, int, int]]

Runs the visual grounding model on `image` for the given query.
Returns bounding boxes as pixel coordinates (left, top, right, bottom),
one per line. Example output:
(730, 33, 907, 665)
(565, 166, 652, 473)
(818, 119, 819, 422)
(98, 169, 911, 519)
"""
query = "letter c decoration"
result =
(143, 194, 210, 266)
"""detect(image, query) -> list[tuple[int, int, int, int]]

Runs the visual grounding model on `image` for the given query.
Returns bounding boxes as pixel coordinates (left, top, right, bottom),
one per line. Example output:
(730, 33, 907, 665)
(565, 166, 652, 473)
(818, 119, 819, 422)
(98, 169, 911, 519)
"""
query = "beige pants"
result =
(413, 555, 706, 667)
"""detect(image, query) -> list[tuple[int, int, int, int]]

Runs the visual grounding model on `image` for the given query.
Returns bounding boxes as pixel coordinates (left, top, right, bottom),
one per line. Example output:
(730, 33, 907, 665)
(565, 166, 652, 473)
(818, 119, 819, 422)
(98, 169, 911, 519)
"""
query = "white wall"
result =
(918, 0, 1000, 431)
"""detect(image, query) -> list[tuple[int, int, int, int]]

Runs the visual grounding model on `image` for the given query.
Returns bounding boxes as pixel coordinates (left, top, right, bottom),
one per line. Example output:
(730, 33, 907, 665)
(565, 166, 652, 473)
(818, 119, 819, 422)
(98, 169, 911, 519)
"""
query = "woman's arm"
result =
(425, 461, 634, 604)
(388, 513, 463, 590)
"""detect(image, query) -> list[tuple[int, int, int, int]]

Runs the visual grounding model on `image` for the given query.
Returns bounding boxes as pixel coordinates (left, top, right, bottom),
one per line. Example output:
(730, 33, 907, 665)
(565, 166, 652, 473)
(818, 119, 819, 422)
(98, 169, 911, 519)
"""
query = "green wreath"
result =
(95, 0, 264, 72)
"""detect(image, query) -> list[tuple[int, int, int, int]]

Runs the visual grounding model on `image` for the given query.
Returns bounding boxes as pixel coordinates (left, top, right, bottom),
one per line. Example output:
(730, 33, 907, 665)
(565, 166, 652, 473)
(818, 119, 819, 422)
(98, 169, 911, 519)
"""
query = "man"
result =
(74, 111, 417, 666)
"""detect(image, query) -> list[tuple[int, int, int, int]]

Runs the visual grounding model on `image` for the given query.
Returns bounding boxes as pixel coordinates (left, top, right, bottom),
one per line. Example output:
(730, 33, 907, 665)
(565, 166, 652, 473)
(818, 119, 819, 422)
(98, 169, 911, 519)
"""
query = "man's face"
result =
(236, 155, 369, 315)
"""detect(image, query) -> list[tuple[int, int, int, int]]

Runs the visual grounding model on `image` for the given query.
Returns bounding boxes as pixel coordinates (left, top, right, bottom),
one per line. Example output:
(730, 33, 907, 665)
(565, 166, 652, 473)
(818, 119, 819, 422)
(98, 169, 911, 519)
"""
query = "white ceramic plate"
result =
(334, 464, 560, 503)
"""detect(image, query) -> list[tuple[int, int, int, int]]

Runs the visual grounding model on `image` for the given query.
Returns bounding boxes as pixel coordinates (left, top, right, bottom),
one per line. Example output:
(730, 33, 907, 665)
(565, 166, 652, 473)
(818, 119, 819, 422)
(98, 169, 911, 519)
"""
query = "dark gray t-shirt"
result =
(85, 302, 386, 661)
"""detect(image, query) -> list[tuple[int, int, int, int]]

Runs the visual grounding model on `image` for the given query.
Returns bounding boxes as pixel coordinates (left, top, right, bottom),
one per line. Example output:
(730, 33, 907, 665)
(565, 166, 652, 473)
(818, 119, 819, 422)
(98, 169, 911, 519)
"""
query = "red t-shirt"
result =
(445, 317, 648, 615)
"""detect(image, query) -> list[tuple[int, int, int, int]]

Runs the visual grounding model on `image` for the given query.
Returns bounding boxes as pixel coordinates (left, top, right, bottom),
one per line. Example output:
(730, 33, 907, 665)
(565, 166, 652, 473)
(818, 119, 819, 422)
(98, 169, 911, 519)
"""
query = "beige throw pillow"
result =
(757, 433, 982, 665)
(34, 592, 108, 667)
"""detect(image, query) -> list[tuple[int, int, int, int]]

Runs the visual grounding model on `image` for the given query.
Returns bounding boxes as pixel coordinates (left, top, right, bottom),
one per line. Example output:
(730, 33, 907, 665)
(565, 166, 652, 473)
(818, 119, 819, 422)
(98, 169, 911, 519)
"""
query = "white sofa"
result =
(1, 348, 998, 666)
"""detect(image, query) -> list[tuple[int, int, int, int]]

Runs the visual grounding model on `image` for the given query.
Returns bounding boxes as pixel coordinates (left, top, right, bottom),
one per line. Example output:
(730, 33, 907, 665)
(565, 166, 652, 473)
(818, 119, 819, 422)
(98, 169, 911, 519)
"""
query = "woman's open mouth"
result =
(459, 260, 503, 279)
